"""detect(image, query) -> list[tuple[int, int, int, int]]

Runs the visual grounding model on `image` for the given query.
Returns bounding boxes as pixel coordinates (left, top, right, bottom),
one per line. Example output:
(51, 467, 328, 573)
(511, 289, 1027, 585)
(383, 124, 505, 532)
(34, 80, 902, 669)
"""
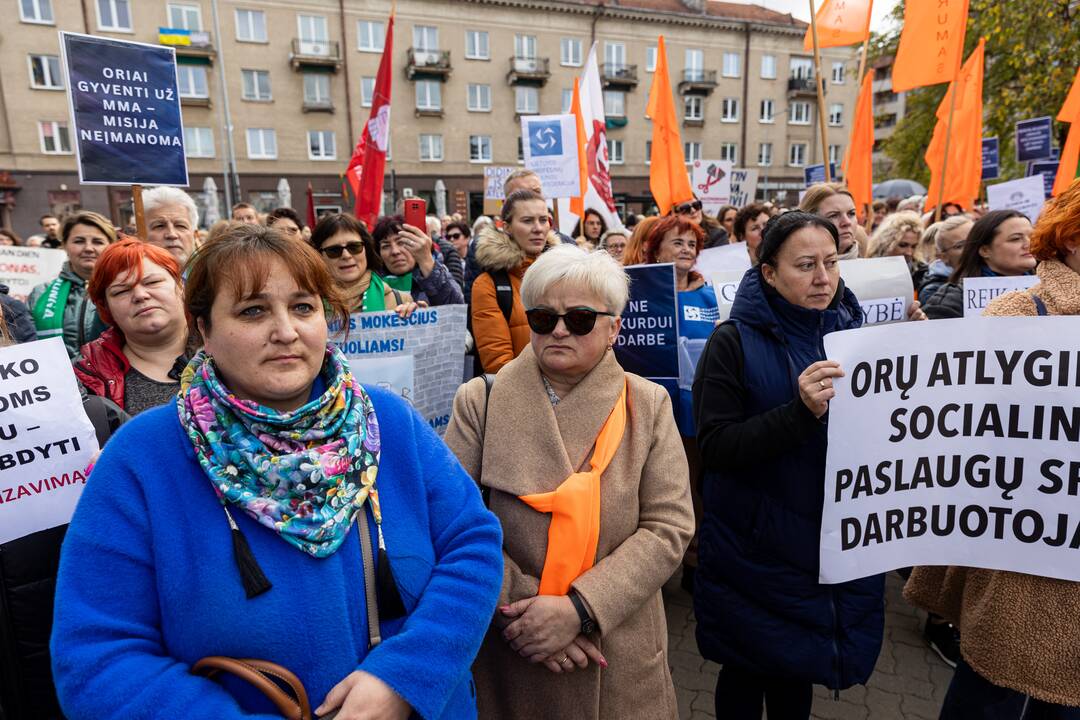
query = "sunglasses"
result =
(526, 308, 615, 335)
(446, 232, 465, 240)
(674, 200, 703, 214)
(320, 242, 364, 259)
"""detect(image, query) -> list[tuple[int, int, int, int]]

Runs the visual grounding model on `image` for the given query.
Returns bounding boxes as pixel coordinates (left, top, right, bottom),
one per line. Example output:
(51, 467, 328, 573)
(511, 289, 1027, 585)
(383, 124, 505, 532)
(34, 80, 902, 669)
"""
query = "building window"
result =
(517, 135, 525, 163)
(829, 144, 842, 164)
(684, 96, 703, 121)
(791, 57, 814, 80)
(607, 139, 624, 165)
(236, 9, 267, 42)
(465, 30, 489, 60)
(467, 83, 491, 112)
(305, 74, 331, 106)
(415, 80, 441, 111)
(684, 141, 701, 164)
(720, 143, 738, 163)
(246, 128, 276, 159)
(28, 55, 63, 89)
(241, 69, 271, 101)
(829, 103, 843, 126)
(789, 142, 808, 167)
(20, 0, 54, 23)
(832, 62, 846, 84)
(413, 25, 438, 51)
(184, 126, 215, 158)
(96, 0, 131, 31)
(514, 34, 537, 60)
(646, 46, 657, 72)
(308, 130, 335, 160)
(646, 140, 652, 164)
(604, 42, 626, 70)
(760, 54, 776, 79)
(177, 65, 209, 98)
(39, 121, 71, 154)
(603, 90, 625, 118)
(561, 38, 582, 67)
(359, 76, 374, 107)
(685, 49, 704, 81)
(561, 88, 573, 113)
(721, 97, 739, 122)
(722, 51, 741, 78)
(758, 142, 773, 167)
(419, 134, 443, 161)
(358, 20, 385, 52)
(759, 98, 775, 123)
(515, 86, 538, 115)
(789, 101, 811, 125)
(469, 135, 492, 163)
(297, 14, 329, 54)
(168, 2, 201, 30)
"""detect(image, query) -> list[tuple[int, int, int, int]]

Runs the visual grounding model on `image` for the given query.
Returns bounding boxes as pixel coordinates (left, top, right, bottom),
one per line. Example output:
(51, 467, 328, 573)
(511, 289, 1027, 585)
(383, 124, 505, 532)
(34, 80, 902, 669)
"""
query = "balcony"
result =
(507, 56, 550, 85)
(289, 39, 342, 71)
(678, 69, 717, 95)
(160, 30, 216, 63)
(787, 76, 818, 97)
(601, 63, 638, 88)
(406, 48, 452, 80)
(179, 94, 211, 108)
(302, 98, 334, 113)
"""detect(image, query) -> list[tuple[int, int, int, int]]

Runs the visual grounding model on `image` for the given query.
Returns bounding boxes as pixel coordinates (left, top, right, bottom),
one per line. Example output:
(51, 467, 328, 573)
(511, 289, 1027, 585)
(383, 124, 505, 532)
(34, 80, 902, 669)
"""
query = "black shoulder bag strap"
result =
(489, 269, 513, 323)
(477, 373, 496, 507)
(1032, 294, 1048, 316)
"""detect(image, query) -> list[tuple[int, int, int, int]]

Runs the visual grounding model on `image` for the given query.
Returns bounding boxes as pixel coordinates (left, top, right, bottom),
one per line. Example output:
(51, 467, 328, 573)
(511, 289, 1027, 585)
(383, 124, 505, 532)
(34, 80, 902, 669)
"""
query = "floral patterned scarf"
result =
(177, 344, 382, 558)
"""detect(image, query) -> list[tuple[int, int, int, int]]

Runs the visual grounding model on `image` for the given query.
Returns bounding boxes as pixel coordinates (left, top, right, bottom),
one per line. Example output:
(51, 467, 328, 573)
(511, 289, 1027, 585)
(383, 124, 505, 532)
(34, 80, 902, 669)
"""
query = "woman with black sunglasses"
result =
(445, 244, 694, 720)
(308, 213, 420, 318)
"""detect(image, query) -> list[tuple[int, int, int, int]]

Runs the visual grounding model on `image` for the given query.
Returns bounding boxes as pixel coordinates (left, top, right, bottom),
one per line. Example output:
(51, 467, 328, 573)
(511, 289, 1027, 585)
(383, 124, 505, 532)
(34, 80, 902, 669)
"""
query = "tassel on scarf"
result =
(225, 507, 272, 599)
(376, 526, 406, 619)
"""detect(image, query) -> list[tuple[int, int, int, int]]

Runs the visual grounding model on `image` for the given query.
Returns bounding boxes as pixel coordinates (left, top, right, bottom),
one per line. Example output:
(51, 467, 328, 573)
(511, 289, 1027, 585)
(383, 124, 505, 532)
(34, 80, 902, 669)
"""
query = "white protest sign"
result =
(710, 270, 746, 322)
(820, 317, 1080, 584)
(691, 160, 733, 215)
(695, 242, 751, 278)
(331, 305, 467, 435)
(0, 246, 66, 304)
(521, 114, 580, 200)
(986, 175, 1046, 222)
(839, 256, 914, 326)
(0, 337, 98, 544)
(729, 168, 760, 207)
(483, 166, 516, 215)
(962, 275, 1040, 317)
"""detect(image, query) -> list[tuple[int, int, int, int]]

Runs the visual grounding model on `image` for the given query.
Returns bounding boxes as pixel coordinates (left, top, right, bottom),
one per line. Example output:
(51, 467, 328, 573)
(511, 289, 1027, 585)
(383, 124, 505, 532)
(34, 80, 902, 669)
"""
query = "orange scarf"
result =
(519, 380, 628, 596)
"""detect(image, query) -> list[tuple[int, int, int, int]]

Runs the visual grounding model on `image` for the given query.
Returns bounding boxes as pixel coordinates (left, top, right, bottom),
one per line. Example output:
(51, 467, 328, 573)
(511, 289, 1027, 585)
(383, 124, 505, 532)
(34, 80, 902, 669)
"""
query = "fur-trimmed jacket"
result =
(470, 225, 559, 373)
(904, 258, 1080, 706)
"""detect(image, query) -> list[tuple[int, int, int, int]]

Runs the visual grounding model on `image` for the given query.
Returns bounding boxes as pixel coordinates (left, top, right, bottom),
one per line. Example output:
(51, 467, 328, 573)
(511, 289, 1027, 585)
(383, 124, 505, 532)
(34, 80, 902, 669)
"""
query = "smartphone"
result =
(403, 198, 427, 230)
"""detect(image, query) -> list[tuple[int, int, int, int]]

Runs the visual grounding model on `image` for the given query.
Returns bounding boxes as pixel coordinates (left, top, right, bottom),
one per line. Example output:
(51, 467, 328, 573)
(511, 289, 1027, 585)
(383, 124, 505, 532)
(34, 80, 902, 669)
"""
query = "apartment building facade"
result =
(0, 0, 858, 234)
(870, 54, 906, 177)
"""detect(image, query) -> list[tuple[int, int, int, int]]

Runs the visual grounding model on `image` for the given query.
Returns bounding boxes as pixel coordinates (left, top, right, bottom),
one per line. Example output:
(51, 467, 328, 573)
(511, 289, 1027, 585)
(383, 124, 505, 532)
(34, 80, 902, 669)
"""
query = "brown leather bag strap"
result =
(357, 508, 382, 648)
(192, 656, 312, 720)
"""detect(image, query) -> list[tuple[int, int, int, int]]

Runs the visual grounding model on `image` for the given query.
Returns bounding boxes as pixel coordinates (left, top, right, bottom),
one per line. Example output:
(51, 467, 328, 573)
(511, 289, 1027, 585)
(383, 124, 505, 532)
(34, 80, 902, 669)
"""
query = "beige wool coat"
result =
(444, 346, 694, 720)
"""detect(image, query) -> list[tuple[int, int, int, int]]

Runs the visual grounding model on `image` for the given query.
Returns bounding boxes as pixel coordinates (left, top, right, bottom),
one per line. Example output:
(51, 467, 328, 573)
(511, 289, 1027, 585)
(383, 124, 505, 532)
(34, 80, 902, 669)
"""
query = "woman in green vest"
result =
(28, 211, 115, 358)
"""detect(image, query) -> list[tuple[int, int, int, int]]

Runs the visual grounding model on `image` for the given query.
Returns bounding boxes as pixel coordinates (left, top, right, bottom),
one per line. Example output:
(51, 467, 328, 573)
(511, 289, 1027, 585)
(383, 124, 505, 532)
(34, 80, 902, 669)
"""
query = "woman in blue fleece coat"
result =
(50, 224, 503, 720)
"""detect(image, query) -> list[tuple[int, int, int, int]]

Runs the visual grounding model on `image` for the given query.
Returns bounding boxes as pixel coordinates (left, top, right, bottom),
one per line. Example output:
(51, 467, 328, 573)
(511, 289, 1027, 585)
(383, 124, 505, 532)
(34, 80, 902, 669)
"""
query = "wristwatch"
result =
(568, 590, 597, 635)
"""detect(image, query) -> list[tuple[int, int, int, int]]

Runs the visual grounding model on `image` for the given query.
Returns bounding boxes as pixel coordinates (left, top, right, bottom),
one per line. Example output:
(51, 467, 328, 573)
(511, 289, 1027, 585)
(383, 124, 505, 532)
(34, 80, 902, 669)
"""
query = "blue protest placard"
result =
(614, 264, 679, 381)
(804, 163, 837, 187)
(981, 137, 999, 180)
(60, 32, 188, 186)
(1015, 116, 1053, 164)
(1028, 161, 1059, 199)
(520, 114, 579, 200)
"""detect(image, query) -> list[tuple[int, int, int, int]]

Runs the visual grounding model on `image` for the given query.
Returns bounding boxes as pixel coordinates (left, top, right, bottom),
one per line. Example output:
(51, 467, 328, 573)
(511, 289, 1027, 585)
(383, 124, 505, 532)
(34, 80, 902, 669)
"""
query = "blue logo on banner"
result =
(62, 32, 188, 186)
(803, 163, 837, 187)
(981, 137, 999, 181)
(1015, 117, 1053, 164)
(528, 119, 563, 157)
(614, 265, 679, 381)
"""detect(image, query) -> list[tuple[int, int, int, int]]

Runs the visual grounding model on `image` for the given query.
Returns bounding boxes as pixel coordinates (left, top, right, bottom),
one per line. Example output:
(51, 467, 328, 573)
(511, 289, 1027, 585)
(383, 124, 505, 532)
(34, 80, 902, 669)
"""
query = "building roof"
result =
(569, 0, 807, 27)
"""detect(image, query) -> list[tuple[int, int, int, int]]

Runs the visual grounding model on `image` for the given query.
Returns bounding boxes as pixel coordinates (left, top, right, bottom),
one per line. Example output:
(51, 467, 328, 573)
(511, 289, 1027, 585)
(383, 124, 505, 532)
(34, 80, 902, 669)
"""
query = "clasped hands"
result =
(498, 595, 607, 674)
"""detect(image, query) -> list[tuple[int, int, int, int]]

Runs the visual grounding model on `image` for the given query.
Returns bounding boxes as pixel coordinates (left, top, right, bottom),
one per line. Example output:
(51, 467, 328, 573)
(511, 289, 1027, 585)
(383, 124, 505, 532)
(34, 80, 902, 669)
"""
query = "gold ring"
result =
(819, 380, 826, 390)
(560, 655, 570, 664)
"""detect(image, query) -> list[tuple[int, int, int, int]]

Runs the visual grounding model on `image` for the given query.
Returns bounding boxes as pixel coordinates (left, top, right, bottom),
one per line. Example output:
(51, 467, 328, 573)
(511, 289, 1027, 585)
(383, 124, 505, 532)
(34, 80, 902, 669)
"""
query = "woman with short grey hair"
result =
(446, 244, 694, 720)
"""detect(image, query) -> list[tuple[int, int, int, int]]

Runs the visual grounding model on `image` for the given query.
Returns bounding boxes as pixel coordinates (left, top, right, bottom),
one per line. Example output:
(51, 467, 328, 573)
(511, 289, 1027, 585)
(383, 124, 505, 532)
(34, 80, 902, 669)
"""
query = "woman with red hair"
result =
(75, 239, 193, 415)
(904, 178, 1080, 718)
(643, 214, 717, 592)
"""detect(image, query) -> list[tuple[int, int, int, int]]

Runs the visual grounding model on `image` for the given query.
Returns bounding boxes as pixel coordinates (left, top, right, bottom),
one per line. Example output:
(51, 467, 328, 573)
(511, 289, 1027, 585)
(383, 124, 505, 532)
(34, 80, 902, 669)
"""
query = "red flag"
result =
(306, 182, 317, 230)
(346, 13, 393, 227)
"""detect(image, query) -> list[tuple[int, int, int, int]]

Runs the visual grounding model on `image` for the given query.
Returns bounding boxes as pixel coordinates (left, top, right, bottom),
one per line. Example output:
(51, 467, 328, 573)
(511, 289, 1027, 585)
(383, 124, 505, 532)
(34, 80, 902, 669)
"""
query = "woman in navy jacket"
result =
(691, 212, 884, 719)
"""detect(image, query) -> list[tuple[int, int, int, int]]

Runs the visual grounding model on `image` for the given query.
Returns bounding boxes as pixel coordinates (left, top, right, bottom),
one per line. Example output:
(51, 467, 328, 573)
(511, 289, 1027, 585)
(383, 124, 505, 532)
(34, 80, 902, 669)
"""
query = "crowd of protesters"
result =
(1, 172, 1079, 720)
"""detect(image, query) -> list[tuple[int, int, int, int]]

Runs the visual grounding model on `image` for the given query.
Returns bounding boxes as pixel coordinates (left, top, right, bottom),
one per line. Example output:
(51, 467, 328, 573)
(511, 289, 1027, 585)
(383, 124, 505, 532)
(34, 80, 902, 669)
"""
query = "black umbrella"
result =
(873, 179, 927, 199)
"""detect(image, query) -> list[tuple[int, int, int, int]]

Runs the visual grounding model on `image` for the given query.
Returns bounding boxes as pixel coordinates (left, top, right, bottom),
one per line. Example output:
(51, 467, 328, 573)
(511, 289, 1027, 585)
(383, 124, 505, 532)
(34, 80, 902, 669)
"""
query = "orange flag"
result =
(1053, 118, 1080, 197)
(646, 36, 693, 215)
(1057, 67, 1080, 123)
(569, 78, 588, 217)
(924, 39, 984, 211)
(803, 0, 873, 51)
(892, 0, 970, 93)
(843, 71, 875, 212)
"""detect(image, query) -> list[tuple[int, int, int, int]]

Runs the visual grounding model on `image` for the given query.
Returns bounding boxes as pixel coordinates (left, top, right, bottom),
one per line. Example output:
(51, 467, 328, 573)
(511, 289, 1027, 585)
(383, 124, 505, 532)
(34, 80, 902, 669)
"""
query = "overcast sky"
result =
(736, 0, 901, 33)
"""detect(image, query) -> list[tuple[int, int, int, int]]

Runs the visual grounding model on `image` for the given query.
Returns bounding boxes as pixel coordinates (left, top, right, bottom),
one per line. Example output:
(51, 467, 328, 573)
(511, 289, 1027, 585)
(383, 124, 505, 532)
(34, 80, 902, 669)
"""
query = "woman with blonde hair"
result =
(799, 183, 860, 260)
(917, 215, 973, 303)
(868, 210, 927, 284)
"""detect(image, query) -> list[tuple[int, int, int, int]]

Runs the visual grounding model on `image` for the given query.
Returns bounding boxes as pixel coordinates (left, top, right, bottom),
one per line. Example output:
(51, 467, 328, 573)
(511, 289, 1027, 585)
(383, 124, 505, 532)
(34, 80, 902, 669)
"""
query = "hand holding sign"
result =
(798, 360, 844, 418)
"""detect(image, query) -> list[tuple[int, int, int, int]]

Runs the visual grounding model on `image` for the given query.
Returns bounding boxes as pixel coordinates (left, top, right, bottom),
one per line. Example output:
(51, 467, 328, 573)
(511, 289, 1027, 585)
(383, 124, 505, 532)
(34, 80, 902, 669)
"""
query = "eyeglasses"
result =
(446, 232, 465, 241)
(320, 242, 364, 259)
(526, 308, 615, 336)
(674, 200, 703, 214)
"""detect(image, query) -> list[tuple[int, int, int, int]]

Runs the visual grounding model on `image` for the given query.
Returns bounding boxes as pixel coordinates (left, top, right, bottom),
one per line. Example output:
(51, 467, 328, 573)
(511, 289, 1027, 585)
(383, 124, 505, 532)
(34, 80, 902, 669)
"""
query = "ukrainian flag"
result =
(158, 27, 192, 46)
